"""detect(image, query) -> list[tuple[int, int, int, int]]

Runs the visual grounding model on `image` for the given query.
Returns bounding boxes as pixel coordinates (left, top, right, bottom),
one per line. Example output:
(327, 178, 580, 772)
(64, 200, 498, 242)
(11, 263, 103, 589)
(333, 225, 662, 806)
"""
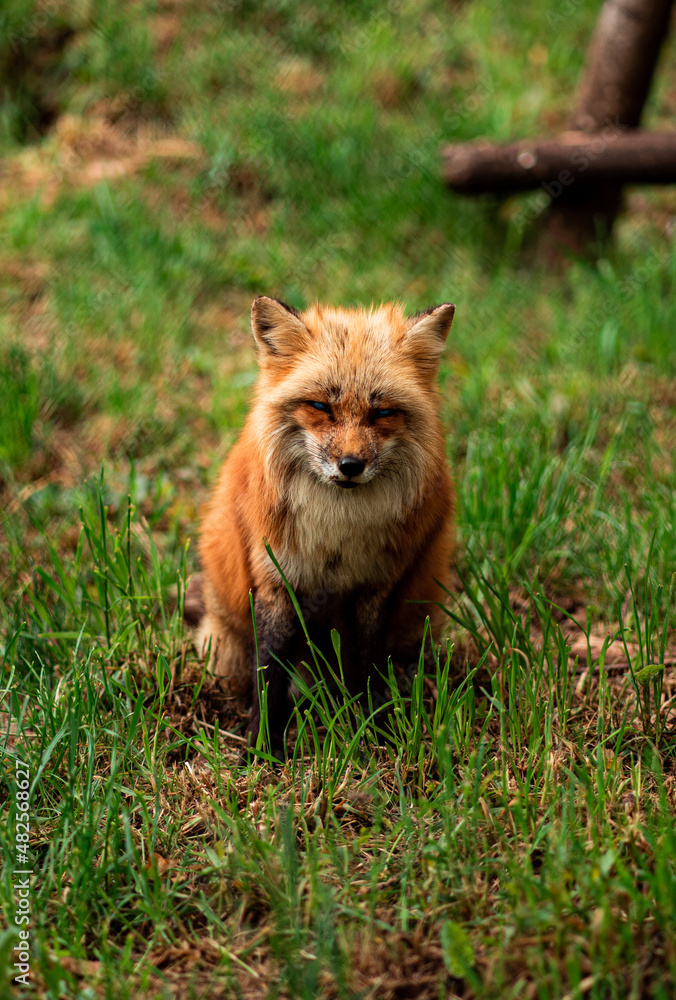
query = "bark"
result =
(571, 0, 674, 132)
(443, 131, 676, 194)
(546, 0, 675, 253)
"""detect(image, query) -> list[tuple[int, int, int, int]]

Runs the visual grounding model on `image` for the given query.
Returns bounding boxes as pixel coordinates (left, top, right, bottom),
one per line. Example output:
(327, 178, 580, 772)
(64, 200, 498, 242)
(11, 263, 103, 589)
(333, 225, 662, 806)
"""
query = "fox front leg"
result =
(183, 572, 205, 627)
(247, 588, 297, 753)
(347, 590, 392, 715)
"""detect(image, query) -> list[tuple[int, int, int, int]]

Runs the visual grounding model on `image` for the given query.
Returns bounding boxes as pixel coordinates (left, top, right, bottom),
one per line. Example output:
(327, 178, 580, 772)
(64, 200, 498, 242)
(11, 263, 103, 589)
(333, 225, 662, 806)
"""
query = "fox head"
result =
(248, 296, 454, 508)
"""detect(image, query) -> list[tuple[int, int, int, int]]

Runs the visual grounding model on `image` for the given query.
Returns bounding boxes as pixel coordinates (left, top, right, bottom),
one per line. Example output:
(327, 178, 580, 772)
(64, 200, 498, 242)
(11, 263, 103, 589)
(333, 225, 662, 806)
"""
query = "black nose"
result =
(338, 456, 366, 479)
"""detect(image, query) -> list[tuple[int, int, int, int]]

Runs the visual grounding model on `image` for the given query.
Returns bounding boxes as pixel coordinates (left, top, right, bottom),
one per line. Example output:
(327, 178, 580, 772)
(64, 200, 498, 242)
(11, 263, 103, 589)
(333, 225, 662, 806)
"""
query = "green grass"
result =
(1, 0, 676, 996)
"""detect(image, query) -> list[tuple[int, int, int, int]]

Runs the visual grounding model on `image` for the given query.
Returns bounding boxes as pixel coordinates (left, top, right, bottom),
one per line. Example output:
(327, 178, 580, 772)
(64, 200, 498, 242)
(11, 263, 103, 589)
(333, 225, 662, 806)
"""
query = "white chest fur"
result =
(268, 475, 404, 594)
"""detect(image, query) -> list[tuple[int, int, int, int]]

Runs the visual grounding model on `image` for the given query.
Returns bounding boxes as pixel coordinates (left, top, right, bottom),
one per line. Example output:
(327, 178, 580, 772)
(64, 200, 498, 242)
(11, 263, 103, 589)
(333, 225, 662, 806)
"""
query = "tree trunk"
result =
(545, 0, 674, 255)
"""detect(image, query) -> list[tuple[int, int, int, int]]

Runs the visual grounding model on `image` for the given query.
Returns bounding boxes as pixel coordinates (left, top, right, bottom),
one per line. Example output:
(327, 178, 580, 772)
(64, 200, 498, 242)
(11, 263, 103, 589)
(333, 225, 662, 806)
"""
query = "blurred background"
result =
(4, 8, 676, 993)
(1, 0, 675, 615)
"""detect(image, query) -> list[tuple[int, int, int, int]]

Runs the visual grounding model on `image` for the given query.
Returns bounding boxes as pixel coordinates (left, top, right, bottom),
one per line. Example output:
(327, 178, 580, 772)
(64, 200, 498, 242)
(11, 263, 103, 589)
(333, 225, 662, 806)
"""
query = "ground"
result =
(1, 1, 676, 997)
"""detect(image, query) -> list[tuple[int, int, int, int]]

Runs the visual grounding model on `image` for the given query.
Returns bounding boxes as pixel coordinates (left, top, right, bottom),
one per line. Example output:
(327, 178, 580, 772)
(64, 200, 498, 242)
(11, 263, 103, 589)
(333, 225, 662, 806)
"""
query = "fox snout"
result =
(338, 456, 365, 478)
(335, 454, 367, 488)
(325, 425, 377, 487)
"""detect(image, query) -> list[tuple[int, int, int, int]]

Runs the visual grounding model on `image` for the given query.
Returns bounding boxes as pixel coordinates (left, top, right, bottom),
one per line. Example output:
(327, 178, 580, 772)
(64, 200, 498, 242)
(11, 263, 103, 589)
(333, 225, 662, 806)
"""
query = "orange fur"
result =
(196, 296, 455, 745)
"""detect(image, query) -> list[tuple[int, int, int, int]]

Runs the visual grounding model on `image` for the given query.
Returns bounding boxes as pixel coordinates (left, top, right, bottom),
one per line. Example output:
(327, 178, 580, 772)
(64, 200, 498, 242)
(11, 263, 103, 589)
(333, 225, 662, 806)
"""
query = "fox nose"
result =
(338, 456, 366, 479)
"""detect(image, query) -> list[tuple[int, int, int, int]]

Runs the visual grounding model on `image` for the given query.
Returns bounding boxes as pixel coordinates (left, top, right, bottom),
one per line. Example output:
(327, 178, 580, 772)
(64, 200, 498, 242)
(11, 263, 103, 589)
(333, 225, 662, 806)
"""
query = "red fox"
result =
(188, 296, 455, 748)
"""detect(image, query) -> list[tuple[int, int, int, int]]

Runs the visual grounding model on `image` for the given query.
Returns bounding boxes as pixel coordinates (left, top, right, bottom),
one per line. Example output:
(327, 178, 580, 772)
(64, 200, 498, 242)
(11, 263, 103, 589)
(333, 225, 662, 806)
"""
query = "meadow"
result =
(1, 0, 676, 996)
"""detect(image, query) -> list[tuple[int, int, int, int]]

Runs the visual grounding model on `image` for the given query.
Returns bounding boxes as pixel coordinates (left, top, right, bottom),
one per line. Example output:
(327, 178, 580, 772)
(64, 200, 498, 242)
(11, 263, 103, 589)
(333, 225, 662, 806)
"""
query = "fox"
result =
(187, 295, 456, 750)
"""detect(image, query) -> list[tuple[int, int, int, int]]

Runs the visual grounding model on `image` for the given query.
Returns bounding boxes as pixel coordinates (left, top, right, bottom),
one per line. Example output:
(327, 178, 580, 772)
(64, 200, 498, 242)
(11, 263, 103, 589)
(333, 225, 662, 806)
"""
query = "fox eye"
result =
(374, 408, 396, 419)
(308, 401, 333, 416)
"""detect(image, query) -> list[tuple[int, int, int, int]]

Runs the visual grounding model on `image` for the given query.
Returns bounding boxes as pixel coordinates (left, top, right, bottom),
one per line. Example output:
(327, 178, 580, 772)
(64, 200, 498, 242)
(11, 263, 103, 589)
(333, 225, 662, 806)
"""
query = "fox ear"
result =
(251, 296, 311, 359)
(404, 303, 455, 372)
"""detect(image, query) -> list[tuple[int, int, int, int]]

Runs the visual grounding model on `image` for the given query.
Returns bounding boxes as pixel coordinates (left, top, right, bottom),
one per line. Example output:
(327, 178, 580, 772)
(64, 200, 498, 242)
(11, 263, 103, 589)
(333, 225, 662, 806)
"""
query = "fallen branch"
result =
(443, 130, 676, 194)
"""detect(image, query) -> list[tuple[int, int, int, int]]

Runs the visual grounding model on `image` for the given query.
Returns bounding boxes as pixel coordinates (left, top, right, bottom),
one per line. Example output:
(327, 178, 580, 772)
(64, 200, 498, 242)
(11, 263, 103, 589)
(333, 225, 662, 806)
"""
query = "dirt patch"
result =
(2, 113, 202, 209)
